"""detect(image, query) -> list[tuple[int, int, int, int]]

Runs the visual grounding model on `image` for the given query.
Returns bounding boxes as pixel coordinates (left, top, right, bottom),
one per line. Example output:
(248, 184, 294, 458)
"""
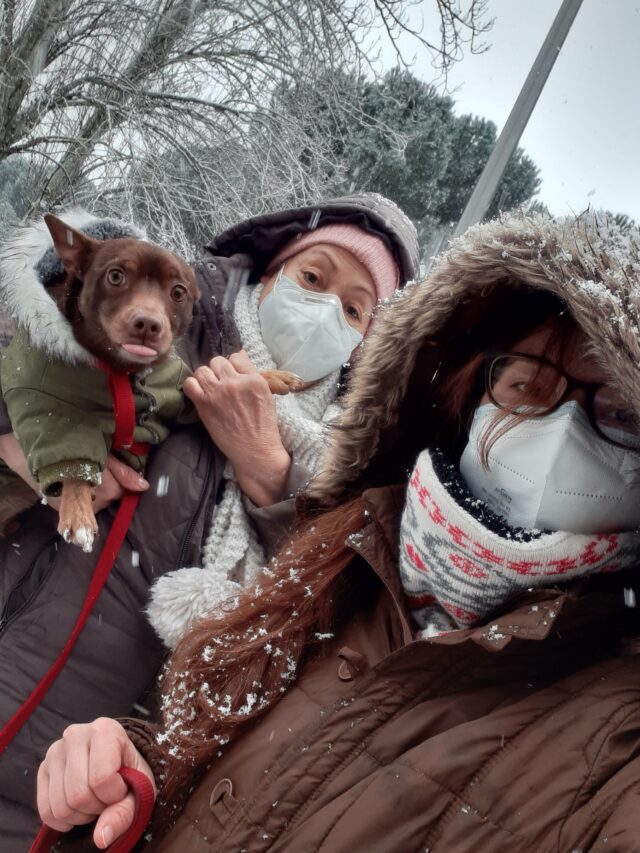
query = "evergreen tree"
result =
(278, 68, 542, 255)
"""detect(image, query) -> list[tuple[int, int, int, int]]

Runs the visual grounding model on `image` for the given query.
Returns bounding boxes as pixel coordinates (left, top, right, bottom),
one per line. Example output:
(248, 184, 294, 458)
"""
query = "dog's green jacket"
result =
(0, 327, 194, 496)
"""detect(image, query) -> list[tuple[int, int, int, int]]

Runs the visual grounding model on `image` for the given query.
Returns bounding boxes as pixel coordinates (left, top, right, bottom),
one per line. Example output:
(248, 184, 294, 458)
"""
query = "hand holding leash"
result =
(34, 719, 156, 850)
(31, 766, 155, 852)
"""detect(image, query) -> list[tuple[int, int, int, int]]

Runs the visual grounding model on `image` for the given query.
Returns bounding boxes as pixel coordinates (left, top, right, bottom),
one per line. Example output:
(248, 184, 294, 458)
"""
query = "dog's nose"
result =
(131, 313, 163, 339)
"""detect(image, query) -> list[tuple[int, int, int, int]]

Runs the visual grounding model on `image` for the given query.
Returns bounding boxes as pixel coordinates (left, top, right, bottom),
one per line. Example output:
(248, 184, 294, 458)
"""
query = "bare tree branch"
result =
(0, 0, 491, 249)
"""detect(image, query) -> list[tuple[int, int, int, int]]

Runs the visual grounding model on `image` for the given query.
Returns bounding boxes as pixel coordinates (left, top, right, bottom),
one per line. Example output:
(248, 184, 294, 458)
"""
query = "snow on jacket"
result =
(0, 212, 193, 499)
(1, 327, 192, 495)
(0, 195, 419, 851)
(111, 211, 640, 852)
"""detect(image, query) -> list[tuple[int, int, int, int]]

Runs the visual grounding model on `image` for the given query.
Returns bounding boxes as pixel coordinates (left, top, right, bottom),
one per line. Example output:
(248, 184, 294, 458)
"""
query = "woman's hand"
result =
(0, 433, 148, 512)
(91, 456, 150, 513)
(36, 718, 157, 849)
(184, 350, 291, 506)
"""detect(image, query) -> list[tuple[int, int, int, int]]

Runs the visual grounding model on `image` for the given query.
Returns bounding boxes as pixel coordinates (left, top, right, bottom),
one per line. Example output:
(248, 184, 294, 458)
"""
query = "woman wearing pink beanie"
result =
(147, 195, 419, 650)
(266, 221, 401, 303)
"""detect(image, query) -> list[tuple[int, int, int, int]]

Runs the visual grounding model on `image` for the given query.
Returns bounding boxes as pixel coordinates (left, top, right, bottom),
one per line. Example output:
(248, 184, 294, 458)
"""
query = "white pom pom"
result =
(147, 567, 240, 649)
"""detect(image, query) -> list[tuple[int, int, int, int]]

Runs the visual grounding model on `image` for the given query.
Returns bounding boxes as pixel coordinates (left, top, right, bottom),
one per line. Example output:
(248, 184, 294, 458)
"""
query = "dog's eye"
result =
(107, 269, 125, 286)
(171, 284, 188, 302)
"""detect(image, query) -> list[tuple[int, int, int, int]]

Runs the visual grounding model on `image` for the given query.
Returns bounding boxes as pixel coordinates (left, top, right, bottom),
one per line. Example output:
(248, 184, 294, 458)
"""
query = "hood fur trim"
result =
(0, 210, 144, 365)
(308, 211, 640, 507)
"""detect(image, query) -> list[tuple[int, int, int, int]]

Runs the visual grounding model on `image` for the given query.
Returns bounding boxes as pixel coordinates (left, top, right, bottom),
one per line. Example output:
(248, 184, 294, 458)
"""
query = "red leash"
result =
(0, 368, 149, 755)
(29, 767, 156, 853)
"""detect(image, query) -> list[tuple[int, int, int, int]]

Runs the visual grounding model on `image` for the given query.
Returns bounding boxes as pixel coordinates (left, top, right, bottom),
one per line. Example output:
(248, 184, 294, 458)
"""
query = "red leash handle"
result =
(29, 766, 155, 853)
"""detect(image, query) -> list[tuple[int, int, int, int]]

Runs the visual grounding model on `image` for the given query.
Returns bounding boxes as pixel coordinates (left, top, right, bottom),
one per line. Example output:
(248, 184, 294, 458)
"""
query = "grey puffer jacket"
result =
(0, 194, 419, 850)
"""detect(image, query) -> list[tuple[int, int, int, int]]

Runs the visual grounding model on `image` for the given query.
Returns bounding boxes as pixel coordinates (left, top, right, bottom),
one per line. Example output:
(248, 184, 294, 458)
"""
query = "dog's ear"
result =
(44, 214, 97, 281)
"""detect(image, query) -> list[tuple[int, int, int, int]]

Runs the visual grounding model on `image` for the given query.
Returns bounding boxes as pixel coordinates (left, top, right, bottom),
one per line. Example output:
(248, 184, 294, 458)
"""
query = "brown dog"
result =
(1, 215, 302, 550)
(43, 214, 199, 371)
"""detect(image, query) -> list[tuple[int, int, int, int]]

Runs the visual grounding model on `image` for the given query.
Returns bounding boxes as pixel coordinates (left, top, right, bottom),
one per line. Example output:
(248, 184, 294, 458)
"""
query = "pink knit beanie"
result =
(266, 224, 399, 302)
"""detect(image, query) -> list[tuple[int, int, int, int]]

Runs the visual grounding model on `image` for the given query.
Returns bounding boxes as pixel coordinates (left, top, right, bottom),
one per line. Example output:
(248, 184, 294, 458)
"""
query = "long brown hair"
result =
(157, 496, 369, 796)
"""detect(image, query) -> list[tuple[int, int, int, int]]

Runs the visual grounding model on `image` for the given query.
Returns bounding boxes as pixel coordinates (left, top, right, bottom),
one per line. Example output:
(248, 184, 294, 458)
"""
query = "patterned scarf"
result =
(399, 449, 640, 638)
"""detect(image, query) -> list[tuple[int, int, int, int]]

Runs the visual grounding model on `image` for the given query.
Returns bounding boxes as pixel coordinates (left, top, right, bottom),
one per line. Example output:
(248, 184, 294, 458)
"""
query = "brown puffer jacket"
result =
(0, 193, 418, 851)
(141, 494, 640, 852)
(117, 211, 640, 852)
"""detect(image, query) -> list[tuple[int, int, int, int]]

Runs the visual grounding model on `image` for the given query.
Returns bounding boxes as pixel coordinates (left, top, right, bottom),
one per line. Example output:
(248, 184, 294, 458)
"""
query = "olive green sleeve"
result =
(0, 330, 115, 495)
(4, 386, 111, 496)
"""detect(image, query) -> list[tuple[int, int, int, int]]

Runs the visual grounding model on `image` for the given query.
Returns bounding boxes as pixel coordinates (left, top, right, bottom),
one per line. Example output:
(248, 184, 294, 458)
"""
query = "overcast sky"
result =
(385, 0, 640, 220)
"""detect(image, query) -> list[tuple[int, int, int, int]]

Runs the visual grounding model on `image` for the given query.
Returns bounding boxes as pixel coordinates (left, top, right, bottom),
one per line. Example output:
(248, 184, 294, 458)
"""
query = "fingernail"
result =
(102, 825, 114, 847)
(138, 478, 150, 489)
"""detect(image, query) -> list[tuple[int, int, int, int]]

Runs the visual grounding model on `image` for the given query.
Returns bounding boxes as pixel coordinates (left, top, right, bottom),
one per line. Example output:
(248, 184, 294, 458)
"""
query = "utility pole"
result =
(453, 0, 584, 236)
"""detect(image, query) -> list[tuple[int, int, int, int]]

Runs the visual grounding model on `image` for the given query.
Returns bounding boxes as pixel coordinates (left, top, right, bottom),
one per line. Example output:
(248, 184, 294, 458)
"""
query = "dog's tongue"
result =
(121, 343, 157, 357)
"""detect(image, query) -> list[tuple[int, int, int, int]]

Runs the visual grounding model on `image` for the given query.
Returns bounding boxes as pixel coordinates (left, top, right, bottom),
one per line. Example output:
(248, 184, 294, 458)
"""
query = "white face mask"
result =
(258, 268, 363, 382)
(459, 401, 640, 534)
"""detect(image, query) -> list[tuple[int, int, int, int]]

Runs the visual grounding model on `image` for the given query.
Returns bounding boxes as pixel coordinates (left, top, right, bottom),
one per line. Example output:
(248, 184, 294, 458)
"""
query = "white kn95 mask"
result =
(459, 401, 640, 534)
(258, 268, 363, 383)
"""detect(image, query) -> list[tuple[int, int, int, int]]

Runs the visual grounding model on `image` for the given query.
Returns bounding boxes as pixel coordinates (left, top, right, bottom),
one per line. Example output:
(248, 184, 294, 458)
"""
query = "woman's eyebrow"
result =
(308, 248, 337, 272)
(305, 249, 374, 300)
(349, 282, 376, 301)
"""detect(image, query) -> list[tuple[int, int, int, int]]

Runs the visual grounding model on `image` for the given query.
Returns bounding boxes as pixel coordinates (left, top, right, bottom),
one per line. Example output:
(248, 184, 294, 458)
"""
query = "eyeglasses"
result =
(484, 351, 640, 451)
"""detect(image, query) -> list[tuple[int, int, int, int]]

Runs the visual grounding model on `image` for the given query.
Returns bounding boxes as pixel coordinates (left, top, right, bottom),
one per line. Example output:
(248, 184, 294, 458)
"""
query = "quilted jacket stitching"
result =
(421, 663, 634, 850)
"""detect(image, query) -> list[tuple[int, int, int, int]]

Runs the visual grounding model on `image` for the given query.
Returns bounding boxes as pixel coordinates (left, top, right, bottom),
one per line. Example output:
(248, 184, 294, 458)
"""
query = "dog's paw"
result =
(62, 525, 96, 553)
(262, 369, 309, 395)
(58, 494, 98, 553)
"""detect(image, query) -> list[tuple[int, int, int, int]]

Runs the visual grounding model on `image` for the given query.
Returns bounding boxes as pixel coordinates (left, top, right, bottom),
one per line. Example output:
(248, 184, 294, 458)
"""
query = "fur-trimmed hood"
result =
(0, 210, 145, 366)
(308, 211, 640, 507)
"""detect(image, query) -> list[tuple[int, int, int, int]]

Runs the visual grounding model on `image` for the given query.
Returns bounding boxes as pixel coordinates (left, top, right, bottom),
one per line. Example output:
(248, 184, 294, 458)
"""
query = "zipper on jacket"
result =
(0, 536, 59, 637)
(175, 449, 213, 569)
(132, 372, 161, 441)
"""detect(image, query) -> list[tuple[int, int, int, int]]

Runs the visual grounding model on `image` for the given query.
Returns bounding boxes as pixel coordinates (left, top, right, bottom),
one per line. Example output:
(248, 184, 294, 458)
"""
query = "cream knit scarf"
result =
(399, 449, 640, 638)
(147, 282, 342, 649)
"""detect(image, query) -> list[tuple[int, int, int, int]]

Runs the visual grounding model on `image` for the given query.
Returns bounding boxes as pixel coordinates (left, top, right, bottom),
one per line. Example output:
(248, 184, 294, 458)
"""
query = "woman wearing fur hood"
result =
(38, 210, 640, 851)
(0, 193, 419, 849)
